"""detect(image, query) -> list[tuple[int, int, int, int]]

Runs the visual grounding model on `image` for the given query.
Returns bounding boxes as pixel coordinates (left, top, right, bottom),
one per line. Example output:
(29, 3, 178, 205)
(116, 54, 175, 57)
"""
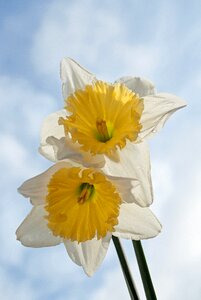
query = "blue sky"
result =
(0, 0, 201, 299)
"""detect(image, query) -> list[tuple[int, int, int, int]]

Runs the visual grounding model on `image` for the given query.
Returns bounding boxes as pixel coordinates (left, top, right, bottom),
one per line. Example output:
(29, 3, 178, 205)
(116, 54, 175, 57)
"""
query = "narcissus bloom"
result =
(16, 161, 161, 276)
(39, 58, 186, 206)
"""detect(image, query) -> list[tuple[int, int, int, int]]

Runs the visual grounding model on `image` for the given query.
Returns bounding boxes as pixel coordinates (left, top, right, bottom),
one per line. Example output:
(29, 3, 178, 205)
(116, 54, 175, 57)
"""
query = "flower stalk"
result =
(132, 240, 157, 300)
(112, 236, 140, 300)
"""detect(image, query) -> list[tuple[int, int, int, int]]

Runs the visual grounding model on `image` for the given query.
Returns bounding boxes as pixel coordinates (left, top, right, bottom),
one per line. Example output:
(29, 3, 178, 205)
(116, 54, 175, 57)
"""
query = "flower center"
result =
(59, 80, 144, 156)
(45, 167, 121, 242)
(78, 182, 94, 204)
(96, 118, 113, 142)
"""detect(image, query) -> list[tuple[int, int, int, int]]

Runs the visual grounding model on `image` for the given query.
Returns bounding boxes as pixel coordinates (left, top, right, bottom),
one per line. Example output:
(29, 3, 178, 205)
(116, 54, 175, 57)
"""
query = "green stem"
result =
(112, 236, 140, 300)
(132, 241, 157, 300)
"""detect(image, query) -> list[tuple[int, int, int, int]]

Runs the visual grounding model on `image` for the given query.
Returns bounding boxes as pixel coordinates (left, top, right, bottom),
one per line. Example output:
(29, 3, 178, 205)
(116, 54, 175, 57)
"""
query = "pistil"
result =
(78, 183, 94, 204)
(96, 118, 111, 142)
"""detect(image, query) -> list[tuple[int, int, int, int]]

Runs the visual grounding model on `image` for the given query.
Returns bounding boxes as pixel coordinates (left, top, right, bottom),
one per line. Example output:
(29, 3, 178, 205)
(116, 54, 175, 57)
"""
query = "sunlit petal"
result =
(116, 76, 156, 96)
(113, 203, 161, 240)
(18, 161, 73, 205)
(64, 233, 111, 276)
(61, 57, 96, 99)
(16, 205, 62, 247)
(39, 109, 67, 162)
(103, 141, 153, 207)
(140, 93, 186, 139)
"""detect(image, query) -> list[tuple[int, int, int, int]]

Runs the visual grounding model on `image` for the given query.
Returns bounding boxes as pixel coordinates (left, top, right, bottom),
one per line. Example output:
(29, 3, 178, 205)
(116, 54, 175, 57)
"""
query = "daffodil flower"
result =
(39, 58, 186, 206)
(16, 161, 161, 276)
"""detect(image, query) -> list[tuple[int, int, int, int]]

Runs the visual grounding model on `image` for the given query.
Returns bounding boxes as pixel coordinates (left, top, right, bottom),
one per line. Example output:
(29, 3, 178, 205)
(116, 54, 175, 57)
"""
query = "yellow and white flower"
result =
(39, 58, 186, 206)
(16, 161, 161, 276)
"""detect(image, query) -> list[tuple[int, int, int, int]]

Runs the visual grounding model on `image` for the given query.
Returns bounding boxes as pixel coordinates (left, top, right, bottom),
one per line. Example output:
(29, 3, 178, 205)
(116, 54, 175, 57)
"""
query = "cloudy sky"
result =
(1, 0, 201, 299)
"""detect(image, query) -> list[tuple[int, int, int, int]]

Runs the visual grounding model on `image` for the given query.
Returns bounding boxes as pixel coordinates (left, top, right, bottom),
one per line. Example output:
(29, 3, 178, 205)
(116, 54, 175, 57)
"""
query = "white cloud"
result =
(0, 195, 28, 266)
(0, 133, 29, 172)
(0, 75, 57, 266)
(24, 245, 83, 284)
(0, 74, 60, 180)
(90, 267, 130, 300)
(145, 121, 201, 299)
(151, 159, 174, 214)
(0, 269, 37, 300)
(30, 0, 167, 82)
(173, 169, 201, 264)
(0, 76, 58, 138)
(31, 0, 123, 77)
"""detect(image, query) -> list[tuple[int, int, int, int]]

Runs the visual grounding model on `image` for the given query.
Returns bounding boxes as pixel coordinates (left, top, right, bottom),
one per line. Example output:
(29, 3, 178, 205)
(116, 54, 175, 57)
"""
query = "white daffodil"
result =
(39, 58, 186, 206)
(16, 161, 161, 276)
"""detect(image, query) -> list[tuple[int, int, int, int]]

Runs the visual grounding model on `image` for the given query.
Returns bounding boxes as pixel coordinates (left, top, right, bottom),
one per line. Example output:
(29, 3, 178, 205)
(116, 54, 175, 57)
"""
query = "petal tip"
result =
(17, 183, 27, 197)
(83, 268, 94, 277)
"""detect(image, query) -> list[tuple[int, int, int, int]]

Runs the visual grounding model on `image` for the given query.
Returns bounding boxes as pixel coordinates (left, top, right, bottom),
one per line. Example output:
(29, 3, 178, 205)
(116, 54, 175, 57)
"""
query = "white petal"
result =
(103, 141, 153, 207)
(140, 93, 187, 139)
(16, 205, 62, 247)
(115, 76, 156, 96)
(39, 110, 106, 167)
(39, 109, 67, 162)
(113, 203, 161, 240)
(81, 153, 106, 168)
(64, 234, 111, 276)
(60, 57, 96, 99)
(106, 175, 138, 204)
(42, 136, 83, 162)
(18, 161, 73, 205)
(42, 135, 106, 168)
(46, 136, 106, 168)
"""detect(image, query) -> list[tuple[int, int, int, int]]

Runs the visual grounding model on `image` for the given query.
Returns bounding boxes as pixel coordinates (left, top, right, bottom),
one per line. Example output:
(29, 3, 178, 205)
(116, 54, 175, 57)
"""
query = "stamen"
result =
(96, 118, 111, 142)
(78, 183, 94, 204)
